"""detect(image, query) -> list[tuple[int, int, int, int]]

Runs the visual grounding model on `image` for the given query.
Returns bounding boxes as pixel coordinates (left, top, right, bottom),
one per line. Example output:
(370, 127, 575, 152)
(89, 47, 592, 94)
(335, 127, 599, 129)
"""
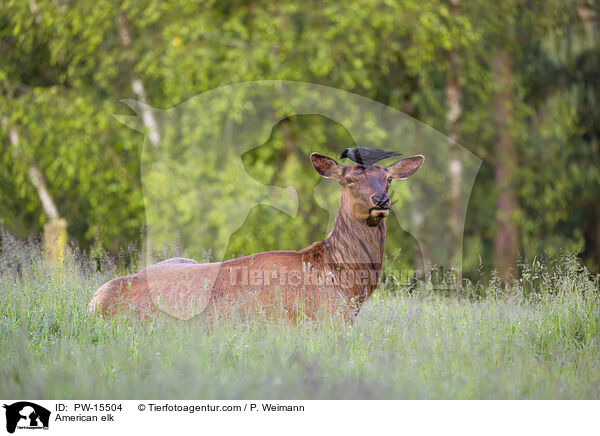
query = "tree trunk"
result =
(117, 13, 160, 147)
(491, 49, 519, 280)
(445, 0, 463, 273)
(3, 120, 66, 265)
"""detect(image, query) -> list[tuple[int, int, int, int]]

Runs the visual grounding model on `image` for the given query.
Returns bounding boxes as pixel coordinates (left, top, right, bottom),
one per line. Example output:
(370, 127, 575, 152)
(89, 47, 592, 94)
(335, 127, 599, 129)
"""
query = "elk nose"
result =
(371, 195, 390, 208)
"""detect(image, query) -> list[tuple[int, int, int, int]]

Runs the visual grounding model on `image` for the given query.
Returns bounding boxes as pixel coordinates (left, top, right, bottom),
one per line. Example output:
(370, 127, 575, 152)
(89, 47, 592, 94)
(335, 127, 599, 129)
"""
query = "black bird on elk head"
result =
(339, 147, 403, 166)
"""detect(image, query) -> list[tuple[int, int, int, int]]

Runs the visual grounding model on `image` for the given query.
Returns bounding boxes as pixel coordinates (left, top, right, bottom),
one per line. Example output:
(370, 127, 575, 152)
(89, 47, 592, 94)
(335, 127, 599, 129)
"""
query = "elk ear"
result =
(310, 153, 343, 179)
(386, 155, 425, 180)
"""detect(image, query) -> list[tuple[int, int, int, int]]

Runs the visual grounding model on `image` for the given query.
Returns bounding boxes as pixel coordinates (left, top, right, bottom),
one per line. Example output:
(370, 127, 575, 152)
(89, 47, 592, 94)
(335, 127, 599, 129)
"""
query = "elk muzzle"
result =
(371, 195, 390, 209)
(369, 194, 391, 220)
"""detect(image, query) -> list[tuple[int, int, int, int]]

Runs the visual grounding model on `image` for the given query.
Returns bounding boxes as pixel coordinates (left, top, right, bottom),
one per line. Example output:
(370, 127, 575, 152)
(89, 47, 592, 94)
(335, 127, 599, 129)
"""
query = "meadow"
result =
(1, 233, 599, 400)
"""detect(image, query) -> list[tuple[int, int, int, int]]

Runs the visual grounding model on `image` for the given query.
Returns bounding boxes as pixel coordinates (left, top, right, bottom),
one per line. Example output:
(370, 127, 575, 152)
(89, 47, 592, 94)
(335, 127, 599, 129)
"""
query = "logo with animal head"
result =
(3, 402, 50, 434)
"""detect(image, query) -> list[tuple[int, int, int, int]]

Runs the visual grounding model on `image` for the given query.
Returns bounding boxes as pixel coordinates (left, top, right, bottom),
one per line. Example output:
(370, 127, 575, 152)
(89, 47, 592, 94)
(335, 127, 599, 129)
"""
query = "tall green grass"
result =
(1, 233, 599, 399)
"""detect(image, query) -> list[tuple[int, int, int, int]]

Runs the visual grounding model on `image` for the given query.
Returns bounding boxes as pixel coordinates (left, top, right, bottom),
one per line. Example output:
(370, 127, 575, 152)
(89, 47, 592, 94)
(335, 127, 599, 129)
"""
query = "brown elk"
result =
(88, 152, 424, 322)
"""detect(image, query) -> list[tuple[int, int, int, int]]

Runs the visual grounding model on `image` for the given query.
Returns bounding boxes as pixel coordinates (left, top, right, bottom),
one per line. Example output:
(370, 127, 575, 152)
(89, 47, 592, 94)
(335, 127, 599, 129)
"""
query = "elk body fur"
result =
(89, 152, 424, 322)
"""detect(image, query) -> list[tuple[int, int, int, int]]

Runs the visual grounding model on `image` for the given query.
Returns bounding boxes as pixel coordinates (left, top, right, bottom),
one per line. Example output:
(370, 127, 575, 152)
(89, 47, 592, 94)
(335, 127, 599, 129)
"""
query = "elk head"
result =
(310, 152, 424, 226)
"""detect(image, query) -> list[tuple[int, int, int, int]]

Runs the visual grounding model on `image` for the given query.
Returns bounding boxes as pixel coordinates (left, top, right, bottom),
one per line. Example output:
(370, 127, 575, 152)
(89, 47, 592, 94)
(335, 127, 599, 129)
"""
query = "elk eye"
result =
(346, 177, 354, 184)
(387, 176, 393, 183)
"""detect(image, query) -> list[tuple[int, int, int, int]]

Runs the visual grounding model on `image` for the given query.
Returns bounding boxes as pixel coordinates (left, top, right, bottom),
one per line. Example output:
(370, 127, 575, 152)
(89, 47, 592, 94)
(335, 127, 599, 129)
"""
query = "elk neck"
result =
(320, 191, 386, 273)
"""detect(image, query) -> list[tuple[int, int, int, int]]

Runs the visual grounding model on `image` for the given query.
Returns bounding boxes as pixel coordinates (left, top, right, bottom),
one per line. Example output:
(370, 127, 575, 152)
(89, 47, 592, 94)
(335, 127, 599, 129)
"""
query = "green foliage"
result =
(1, 0, 599, 275)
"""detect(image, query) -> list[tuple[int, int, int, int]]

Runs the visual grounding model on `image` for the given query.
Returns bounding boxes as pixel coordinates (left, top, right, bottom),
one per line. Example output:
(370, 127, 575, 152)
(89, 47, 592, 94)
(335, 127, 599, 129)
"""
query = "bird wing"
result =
(356, 147, 403, 165)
